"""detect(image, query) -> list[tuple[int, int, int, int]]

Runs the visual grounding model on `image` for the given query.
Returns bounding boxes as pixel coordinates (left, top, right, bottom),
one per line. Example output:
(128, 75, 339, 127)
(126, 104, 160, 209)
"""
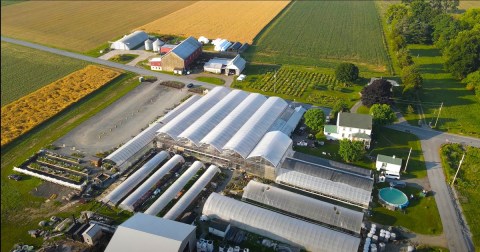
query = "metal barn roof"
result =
(169, 36, 202, 60)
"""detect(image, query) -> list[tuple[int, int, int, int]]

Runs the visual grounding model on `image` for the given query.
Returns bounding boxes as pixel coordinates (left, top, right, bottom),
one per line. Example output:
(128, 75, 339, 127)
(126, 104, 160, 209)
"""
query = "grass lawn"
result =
(440, 144, 480, 250)
(369, 183, 443, 235)
(1, 42, 88, 106)
(294, 144, 374, 170)
(195, 76, 225, 85)
(1, 72, 140, 251)
(416, 246, 449, 252)
(108, 54, 139, 64)
(408, 44, 480, 138)
(244, 1, 389, 73)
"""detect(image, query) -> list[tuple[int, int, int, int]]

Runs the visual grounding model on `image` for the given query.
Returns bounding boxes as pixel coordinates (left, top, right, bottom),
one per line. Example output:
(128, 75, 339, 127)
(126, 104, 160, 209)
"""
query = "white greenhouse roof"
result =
(144, 161, 205, 216)
(157, 87, 230, 140)
(105, 95, 200, 166)
(276, 159, 373, 208)
(105, 213, 195, 252)
(203, 193, 360, 252)
(119, 155, 185, 212)
(223, 97, 288, 158)
(163, 165, 219, 220)
(247, 131, 292, 167)
(242, 181, 364, 233)
(200, 93, 267, 152)
(178, 90, 248, 145)
(280, 106, 306, 136)
(102, 151, 169, 205)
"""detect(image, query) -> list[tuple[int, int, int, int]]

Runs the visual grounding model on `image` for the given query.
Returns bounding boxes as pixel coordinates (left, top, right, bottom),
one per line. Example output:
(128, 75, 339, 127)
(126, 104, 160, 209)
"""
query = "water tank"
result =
(197, 241, 202, 252)
(227, 247, 234, 252)
(371, 246, 378, 252)
(372, 235, 378, 242)
(152, 39, 161, 52)
(367, 233, 373, 238)
(233, 246, 240, 252)
(207, 240, 214, 252)
(379, 232, 385, 241)
(407, 245, 415, 252)
(371, 224, 377, 229)
(390, 232, 397, 241)
(366, 238, 371, 244)
(370, 227, 376, 234)
(145, 39, 153, 50)
(361, 222, 366, 229)
(378, 242, 386, 252)
(385, 233, 391, 242)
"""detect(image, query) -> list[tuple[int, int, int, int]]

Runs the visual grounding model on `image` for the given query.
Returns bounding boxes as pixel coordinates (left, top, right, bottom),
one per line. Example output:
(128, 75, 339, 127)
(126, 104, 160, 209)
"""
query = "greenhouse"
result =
(105, 95, 200, 167)
(242, 180, 364, 233)
(276, 158, 373, 208)
(247, 131, 292, 167)
(119, 155, 185, 212)
(203, 193, 360, 252)
(144, 161, 205, 216)
(163, 165, 220, 220)
(102, 151, 169, 205)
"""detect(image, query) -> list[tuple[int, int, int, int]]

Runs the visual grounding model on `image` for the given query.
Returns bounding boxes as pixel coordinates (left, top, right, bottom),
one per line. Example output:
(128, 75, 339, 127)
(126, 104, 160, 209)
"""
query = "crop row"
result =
(247, 68, 341, 97)
(28, 162, 83, 183)
(37, 156, 83, 173)
(44, 150, 80, 164)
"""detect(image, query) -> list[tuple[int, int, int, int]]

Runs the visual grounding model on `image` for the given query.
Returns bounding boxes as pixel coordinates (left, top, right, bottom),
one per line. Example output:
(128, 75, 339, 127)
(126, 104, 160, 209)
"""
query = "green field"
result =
(440, 144, 480, 250)
(195, 76, 225, 85)
(407, 45, 480, 137)
(1, 42, 88, 106)
(1, 73, 139, 251)
(244, 1, 389, 73)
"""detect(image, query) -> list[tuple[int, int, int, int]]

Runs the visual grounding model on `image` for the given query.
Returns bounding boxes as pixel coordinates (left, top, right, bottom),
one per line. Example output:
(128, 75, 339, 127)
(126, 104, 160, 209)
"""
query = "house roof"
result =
(338, 112, 372, 130)
(324, 125, 338, 134)
(169, 36, 201, 60)
(377, 154, 403, 166)
(352, 132, 371, 140)
(105, 213, 195, 252)
(226, 55, 246, 70)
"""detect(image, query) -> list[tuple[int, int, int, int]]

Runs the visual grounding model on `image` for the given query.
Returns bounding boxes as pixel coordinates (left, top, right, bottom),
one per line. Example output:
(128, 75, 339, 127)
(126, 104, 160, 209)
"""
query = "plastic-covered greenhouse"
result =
(105, 95, 200, 166)
(242, 180, 364, 233)
(223, 97, 288, 158)
(247, 131, 292, 167)
(144, 161, 204, 216)
(199, 93, 267, 152)
(203, 193, 360, 252)
(157, 87, 230, 140)
(178, 90, 248, 145)
(163, 165, 219, 220)
(119, 155, 185, 212)
(276, 158, 373, 208)
(102, 151, 169, 205)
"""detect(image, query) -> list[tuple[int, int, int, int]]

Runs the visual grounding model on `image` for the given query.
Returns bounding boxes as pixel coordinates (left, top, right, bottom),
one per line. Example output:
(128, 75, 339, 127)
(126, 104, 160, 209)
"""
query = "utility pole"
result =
(404, 147, 412, 172)
(451, 153, 465, 186)
(434, 102, 443, 128)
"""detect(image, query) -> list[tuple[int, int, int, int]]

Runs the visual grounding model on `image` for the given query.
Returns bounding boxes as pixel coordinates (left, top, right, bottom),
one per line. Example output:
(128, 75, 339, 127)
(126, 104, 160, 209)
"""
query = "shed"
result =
(225, 55, 246, 75)
(228, 42, 242, 52)
(110, 31, 148, 50)
(238, 43, 249, 53)
(208, 218, 231, 238)
(376, 154, 403, 179)
(160, 44, 176, 54)
(82, 223, 103, 246)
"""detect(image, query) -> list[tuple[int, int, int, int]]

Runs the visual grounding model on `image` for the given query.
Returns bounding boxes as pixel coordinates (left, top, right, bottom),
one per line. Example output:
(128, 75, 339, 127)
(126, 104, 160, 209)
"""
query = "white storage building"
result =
(101, 151, 169, 205)
(110, 31, 148, 50)
(203, 193, 361, 252)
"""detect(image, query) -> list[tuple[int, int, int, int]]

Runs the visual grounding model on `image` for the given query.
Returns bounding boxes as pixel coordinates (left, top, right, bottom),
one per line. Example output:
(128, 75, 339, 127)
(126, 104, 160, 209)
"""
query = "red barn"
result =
(159, 37, 202, 72)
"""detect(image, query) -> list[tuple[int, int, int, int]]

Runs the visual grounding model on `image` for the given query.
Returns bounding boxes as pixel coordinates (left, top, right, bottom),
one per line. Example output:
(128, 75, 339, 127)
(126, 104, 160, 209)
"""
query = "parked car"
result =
(187, 83, 194, 88)
(8, 174, 22, 181)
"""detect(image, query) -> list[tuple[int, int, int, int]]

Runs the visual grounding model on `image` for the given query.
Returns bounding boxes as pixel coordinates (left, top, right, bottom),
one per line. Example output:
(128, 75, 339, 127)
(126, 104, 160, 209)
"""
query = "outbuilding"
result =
(203, 55, 246, 76)
(376, 154, 403, 179)
(158, 37, 202, 72)
(110, 31, 148, 50)
(208, 218, 231, 238)
(82, 223, 103, 246)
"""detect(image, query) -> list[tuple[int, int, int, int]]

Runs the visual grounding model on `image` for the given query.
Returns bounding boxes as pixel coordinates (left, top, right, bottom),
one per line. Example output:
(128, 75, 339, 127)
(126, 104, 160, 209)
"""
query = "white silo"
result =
(145, 39, 153, 50)
(152, 39, 161, 52)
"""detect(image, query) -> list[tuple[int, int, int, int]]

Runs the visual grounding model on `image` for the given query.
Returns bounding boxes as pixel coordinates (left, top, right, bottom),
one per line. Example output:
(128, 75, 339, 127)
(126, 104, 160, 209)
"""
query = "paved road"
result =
(1, 36, 219, 89)
(388, 123, 479, 252)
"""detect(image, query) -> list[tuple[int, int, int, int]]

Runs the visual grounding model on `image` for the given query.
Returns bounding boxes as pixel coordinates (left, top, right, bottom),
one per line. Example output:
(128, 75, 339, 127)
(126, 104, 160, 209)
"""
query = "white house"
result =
(110, 31, 149, 50)
(324, 112, 373, 148)
(376, 154, 403, 179)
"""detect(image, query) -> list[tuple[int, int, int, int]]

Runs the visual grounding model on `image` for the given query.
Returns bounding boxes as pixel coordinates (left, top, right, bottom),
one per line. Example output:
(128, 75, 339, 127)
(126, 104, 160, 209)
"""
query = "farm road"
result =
(1, 36, 218, 89)
(98, 49, 156, 66)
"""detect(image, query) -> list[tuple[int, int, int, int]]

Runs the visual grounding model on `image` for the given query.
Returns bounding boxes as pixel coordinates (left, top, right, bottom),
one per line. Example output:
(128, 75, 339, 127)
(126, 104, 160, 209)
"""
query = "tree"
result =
(432, 14, 462, 51)
(304, 109, 325, 132)
(335, 63, 359, 83)
(445, 25, 480, 79)
(361, 79, 393, 107)
(386, 4, 410, 24)
(397, 48, 414, 68)
(462, 70, 480, 99)
(370, 104, 396, 125)
(339, 139, 366, 163)
(332, 99, 350, 115)
(391, 34, 407, 52)
(459, 9, 480, 30)
(401, 65, 423, 90)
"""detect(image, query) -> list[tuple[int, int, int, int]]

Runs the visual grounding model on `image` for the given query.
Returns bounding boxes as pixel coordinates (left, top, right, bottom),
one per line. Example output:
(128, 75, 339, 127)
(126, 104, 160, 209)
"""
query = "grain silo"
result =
(152, 39, 162, 52)
(144, 39, 153, 51)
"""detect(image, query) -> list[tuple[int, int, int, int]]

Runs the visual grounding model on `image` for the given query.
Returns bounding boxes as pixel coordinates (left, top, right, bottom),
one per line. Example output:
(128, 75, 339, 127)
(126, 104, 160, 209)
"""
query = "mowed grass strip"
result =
(1, 42, 88, 106)
(0, 1, 196, 52)
(137, 1, 290, 44)
(245, 1, 388, 72)
(1, 65, 122, 146)
(195, 76, 225, 85)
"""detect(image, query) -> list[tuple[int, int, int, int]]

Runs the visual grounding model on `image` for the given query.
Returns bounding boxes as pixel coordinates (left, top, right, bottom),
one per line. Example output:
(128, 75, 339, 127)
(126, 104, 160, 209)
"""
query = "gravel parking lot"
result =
(54, 82, 188, 157)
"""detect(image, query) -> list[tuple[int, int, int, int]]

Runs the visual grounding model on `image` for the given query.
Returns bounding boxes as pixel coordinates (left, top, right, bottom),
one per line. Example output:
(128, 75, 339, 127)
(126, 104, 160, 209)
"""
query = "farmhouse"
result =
(203, 55, 246, 75)
(150, 36, 202, 72)
(110, 31, 148, 50)
(324, 112, 373, 148)
(376, 154, 403, 179)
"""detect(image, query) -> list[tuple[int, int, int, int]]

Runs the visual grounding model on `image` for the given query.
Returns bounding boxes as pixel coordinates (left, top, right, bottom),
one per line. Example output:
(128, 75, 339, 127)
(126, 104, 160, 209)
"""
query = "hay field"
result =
(1, 1, 196, 51)
(245, 1, 388, 71)
(1, 66, 121, 146)
(137, 1, 290, 43)
(1, 42, 88, 107)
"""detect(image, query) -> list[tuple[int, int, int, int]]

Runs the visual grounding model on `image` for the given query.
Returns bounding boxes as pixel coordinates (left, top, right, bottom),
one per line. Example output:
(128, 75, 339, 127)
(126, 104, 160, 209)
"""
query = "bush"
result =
(304, 109, 325, 132)
(335, 63, 359, 82)
(159, 81, 185, 89)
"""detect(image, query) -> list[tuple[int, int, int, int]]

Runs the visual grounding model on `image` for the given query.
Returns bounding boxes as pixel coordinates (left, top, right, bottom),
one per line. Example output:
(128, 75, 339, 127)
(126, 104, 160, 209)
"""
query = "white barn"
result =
(204, 55, 246, 76)
(110, 31, 148, 50)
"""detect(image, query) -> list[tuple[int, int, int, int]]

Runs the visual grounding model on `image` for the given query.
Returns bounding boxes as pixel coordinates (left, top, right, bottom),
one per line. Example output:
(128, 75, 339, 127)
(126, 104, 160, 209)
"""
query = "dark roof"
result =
(169, 36, 202, 60)
(292, 152, 372, 177)
(228, 42, 242, 51)
(238, 43, 249, 52)
(338, 112, 372, 130)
